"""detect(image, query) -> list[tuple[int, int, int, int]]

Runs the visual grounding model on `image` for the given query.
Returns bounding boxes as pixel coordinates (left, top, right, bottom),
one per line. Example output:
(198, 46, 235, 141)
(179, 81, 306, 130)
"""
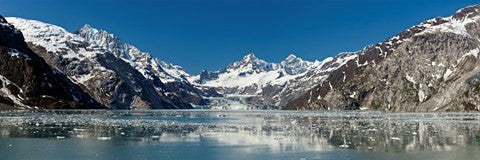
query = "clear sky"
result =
(1, 0, 478, 74)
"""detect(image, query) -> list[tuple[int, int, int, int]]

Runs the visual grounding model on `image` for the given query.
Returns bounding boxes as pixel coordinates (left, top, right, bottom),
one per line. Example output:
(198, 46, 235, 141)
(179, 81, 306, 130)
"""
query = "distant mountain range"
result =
(1, 4, 480, 111)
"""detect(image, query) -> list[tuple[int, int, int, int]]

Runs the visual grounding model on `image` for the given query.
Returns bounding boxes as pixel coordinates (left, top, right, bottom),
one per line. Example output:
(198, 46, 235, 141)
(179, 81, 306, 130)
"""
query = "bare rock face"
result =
(0, 15, 102, 109)
(130, 95, 151, 110)
(287, 5, 480, 111)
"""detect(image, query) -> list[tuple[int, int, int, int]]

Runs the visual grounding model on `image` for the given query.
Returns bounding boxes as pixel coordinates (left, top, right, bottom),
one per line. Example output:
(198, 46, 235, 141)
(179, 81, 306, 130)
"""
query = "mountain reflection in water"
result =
(0, 110, 479, 160)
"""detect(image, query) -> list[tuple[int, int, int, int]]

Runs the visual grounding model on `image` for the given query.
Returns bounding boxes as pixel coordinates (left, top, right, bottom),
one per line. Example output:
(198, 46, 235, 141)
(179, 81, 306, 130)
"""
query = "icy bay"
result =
(1, 110, 480, 160)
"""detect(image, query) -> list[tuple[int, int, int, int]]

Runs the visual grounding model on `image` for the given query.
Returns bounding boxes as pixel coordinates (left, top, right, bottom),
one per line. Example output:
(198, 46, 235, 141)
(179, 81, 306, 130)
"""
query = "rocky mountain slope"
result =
(6, 17, 206, 109)
(75, 24, 193, 84)
(190, 4, 480, 112)
(75, 24, 209, 106)
(286, 4, 480, 111)
(0, 15, 102, 110)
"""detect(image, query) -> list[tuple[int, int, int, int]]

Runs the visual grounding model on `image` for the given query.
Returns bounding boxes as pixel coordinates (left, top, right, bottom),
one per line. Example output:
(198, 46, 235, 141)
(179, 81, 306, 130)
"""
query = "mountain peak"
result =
(76, 24, 104, 35)
(281, 53, 306, 65)
(78, 24, 97, 33)
(284, 54, 298, 62)
(280, 54, 313, 75)
(225, 53, 275, 72)
(81, 24, 92, 29)
(242, 53, 258, 62)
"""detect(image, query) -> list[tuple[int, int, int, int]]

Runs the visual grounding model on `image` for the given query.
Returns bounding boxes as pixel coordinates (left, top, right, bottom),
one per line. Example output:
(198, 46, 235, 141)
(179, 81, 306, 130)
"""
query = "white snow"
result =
(349, 92, 356, 99)
(443, 69, 453, 80)
(204, 51, 352, 93)
(6, 17, 97, 60)
(415, 13, 480, 37)
(155, 60, 191, 83)
(463, 48, 479, 58)
(455, 48, 480, 65)
(74, 73, 96, 84)
(405, 73, 417, 85)
(194, 53, 313, 90)
(76, 24, 192, 84)
(317, 94, 322, 100)
(324, 53, 358, 72)
(356, 57, 368, 67)
(0, 75, 27, 108)
(418, 86, 427, 102)
(201, 69, 301, 88)
(8, 17, 193, 88)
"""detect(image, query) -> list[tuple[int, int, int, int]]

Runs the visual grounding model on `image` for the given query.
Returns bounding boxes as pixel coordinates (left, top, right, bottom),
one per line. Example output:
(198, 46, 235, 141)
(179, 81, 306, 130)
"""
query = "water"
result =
(1, 110, 480, 160)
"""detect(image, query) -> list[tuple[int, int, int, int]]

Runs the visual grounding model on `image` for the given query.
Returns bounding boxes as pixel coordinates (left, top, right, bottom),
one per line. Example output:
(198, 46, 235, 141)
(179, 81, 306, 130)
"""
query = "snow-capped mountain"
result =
(193, 53, 314, 88)
(280, 54, 314, 75)
(3, 3, 480, 111)
(189, 50, 365, 108)
(6, 17, 206, 109)
(75, 24, 208, 106)
(75, 24, 191, 83)
(191, 4, 480, 112)
(190, 53, 315, 107)
(225, 53, 276, 73)
(287, 4, 480, 111)
(0, 15, 102, 109)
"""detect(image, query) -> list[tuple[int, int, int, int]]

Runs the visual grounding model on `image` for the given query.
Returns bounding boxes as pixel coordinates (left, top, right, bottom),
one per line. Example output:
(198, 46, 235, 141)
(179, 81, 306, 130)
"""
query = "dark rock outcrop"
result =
(0, 15, 102, 109)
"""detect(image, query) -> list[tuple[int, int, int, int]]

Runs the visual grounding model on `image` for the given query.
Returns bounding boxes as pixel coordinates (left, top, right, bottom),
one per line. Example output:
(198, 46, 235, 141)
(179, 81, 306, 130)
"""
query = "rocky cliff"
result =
(0, 15, 102, 109)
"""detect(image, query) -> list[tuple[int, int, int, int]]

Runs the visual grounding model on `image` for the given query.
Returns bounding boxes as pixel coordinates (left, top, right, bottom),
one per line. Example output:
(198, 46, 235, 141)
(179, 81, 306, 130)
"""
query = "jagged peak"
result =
(80, 24, 92, 30)
(281, 55, 296, 64)
(77, 24, 98, 33)
(238, 53, 270, 65)
(280, 54, 314, 75)
(282, 54, 303, 64)
(74, 22, 193, 83)
(224, 53, 274, 72)
(242, 53, 258, 62)
(76, 24, 112, 37)
(236, 53, 269, 66)
(285, 54, 297, 60)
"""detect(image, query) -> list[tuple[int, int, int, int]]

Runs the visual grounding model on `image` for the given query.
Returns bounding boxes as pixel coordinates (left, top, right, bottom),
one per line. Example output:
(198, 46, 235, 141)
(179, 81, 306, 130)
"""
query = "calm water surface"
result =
(1, 110, 480, 160)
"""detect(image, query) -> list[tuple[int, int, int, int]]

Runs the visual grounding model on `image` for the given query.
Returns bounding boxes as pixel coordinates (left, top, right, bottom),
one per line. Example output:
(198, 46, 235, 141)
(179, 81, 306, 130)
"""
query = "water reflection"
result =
(0, 110, 480, 154)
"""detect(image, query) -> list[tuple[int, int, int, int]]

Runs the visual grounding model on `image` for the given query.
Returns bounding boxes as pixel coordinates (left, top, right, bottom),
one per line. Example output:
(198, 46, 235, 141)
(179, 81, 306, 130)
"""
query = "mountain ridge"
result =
(286, 4, 480, 111)
(3, 4, 480, 111)
(6, 17, 205, 109)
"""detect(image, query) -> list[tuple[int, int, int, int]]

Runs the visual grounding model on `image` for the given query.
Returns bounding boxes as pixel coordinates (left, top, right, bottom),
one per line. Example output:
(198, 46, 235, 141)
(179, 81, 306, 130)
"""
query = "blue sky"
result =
(1, 0, 478, 74)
